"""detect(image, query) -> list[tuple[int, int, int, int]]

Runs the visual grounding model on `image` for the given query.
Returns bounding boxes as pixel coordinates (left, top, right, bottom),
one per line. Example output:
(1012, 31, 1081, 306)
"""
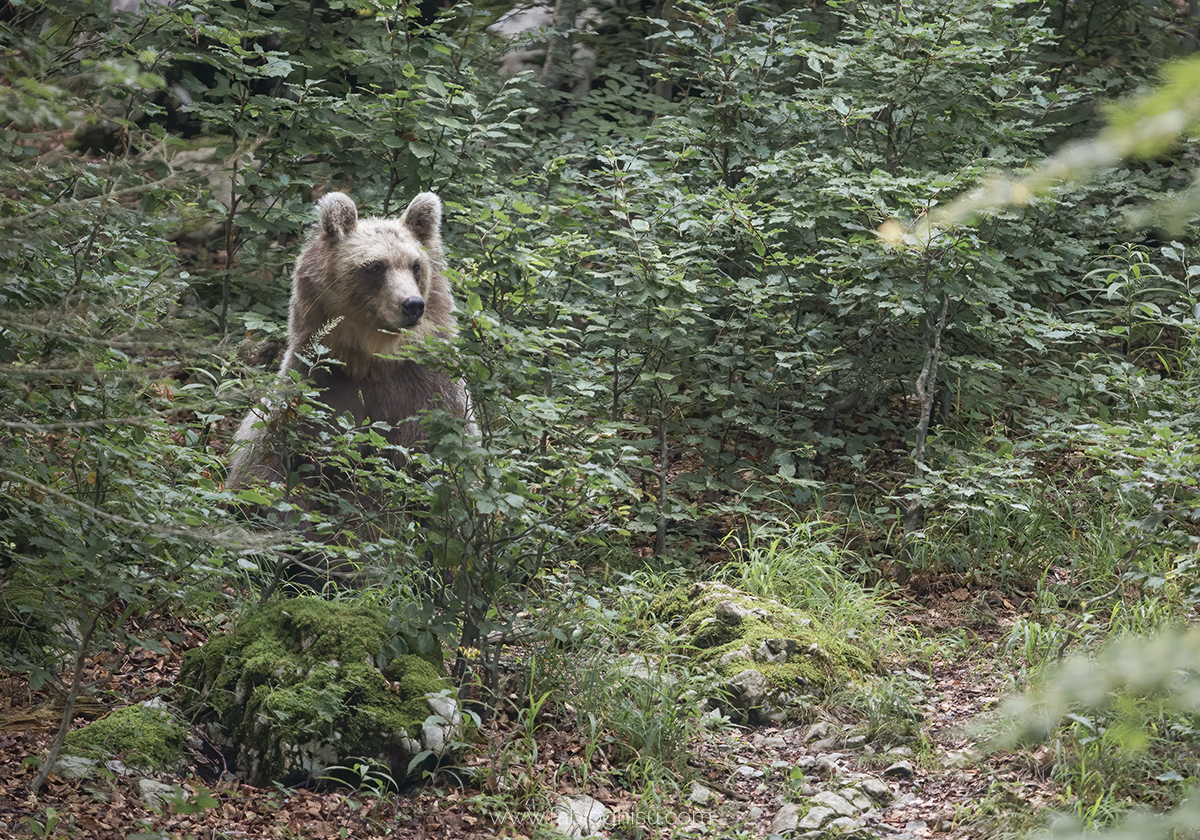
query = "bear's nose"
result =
(402, 297, 425, 322)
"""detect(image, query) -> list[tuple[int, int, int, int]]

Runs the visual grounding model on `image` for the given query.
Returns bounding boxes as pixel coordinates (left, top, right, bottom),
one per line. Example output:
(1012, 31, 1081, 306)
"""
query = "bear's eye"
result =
(411, 261, 423, 281)
(362, 261, 386, 280)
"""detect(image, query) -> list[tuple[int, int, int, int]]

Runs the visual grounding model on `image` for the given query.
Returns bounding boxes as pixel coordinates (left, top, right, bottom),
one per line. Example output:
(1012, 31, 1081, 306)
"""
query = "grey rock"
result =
(421, 720, 451, 756)
(763, 707, 790, 724)
(755, 734, 788, 750)
(138, 779, 176, 811)
(811, 790, 858, 818)
(756, 638, 800, 664)
(422, 692, 464, 757)
(555, 795, 609, 839)
(688, 781, 714, 805)
(810, 737, 840, 751)
(859, 777, 894, 804)
(104, 759, 133, 776)
(612, 656, 654, 680)
(942, 748, 978, 769)
(803, 721, 830, 743)
(51, 755, 100, 779)
(828, 816, 865, 832)
(716, 599, 749, 624)
(839, 786, 874, 812)
(767, 802, 802, 834)
(735, 764, 765, 778)
(884, 759, 916, 780)
(291, 736, 338, 778)
(888, 745, 914, 758)
(717, 646, 753, 667)
(844, 734, 868, 749)
(725, 668, 770, 721)
(425, 692, 459, 721)
(798, 805, 836, 829)
(813, 756, 840, 779)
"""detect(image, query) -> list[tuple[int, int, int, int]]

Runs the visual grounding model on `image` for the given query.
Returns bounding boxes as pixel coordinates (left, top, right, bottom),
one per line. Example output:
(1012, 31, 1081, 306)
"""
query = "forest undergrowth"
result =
(4, 0, 1200, 838)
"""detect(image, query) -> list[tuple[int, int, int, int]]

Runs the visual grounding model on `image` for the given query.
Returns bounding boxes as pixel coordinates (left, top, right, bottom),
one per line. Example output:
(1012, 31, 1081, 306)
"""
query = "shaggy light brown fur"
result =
(228, 191, 473, 489)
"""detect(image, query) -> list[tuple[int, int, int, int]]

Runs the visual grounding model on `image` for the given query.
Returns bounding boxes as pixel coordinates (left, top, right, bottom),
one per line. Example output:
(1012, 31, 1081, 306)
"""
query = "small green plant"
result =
(21, 808, 65, 839)
(999, 628, 1200, 831)
(721, 520, 894, 654)
(826, 676, 926, 749)
(318, 759, 398, 813)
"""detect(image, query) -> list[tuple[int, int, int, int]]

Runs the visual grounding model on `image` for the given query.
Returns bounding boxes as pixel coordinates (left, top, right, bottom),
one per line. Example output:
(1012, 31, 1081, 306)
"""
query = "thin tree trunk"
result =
(31, 610, 101, 795)
(540, 0, 577, 94)
(655, 391, 669, 556)
(905, 293, 949, 533)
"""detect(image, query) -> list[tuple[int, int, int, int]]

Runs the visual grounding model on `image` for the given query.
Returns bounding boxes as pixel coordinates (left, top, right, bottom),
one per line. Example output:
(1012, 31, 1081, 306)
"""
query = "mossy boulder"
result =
(657, 582, 876, 723)
(178, 597, 464, 786)
(62, 699, 187, 775)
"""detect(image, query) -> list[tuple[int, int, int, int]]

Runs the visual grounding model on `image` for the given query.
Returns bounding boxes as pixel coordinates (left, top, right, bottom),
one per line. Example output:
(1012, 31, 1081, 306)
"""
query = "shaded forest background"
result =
(5, 0, 1200, 837)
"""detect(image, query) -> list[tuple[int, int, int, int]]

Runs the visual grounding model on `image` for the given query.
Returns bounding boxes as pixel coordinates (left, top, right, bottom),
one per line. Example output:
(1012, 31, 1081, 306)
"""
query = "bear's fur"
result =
(228, 191, 473, 490)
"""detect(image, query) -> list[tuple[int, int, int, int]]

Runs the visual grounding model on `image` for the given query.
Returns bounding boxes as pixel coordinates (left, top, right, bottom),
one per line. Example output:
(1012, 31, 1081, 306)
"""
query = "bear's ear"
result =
(400, 192, 442, 251)
(317, 192, 358, 241)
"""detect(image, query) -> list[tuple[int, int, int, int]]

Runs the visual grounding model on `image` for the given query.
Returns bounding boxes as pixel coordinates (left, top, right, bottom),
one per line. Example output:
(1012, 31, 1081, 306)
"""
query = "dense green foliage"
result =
(3, 0, 1200, 831)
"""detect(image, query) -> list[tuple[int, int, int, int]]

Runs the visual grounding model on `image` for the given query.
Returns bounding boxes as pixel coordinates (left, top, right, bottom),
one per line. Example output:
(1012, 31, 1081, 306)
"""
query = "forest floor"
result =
(0, 583, 1065, 840)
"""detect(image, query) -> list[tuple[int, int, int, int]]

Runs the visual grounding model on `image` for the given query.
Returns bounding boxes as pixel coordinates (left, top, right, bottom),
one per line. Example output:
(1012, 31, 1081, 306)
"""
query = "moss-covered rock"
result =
(656, 582, 876, 723)
(63, 699, 187, 775)
(178, 597, 463, 786)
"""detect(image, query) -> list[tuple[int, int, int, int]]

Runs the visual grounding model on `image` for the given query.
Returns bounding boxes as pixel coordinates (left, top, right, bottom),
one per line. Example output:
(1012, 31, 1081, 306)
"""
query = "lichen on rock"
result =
(178, 597, 464, 786)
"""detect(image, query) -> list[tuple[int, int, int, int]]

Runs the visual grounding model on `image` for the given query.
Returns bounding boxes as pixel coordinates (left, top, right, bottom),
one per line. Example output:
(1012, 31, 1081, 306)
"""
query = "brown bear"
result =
(228, 191, 473, 491)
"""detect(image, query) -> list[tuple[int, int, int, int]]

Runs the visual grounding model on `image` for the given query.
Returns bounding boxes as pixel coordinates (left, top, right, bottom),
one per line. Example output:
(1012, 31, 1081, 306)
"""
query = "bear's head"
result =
(288, 191, 456, 376)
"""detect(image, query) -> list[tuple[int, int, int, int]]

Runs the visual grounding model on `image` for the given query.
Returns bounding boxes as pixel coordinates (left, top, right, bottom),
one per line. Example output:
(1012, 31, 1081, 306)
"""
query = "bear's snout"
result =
(401, 296, 425, 325)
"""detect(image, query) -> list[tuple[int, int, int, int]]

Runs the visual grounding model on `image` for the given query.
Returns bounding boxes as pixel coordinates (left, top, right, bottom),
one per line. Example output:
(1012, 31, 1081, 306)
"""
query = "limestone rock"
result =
(828, 815, 865, 832)
(659, 582, 874, 723)
(725, 668, 770, 723)
(51, 755, 100, 780)
(755, 638, 800, 664)
(555, 795, 609, 839)
(754, 733, 788, 750)
(767, 802, 802, 834)
(138, 779, 176, 811)
(421, 692, 464, 757)
(884, 759, 916, 780)
(811, 790, 858, 818)
(798, 805, 836, 829)
(803, 721, 830, 743)
(859, 776, 895, 804)
(943, 747, 978, 769)
(813, 756, 840, 779)
(717, 646, 753, 667)
(689, 781, 714, 805)
(840, 785, 874, 812)
(62, 700, 187, 777)
(716, 599, 749, 624)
